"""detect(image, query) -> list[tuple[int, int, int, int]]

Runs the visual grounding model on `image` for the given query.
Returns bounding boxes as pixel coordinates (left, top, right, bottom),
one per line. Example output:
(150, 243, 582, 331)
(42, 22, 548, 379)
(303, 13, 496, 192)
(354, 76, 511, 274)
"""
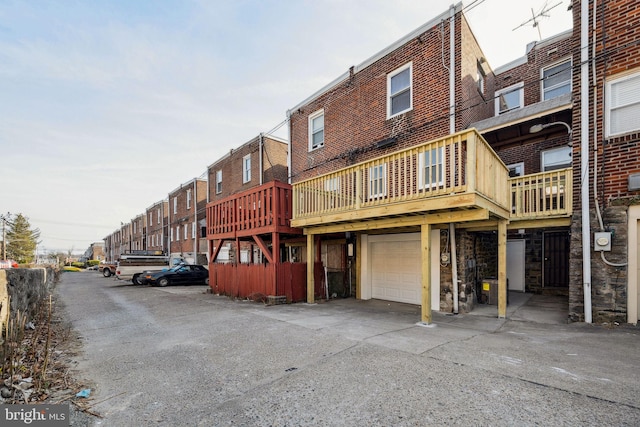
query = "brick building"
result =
(131, 214, 146, 252)
(168, 178, 207, 264)
(146, 200, 169, 254)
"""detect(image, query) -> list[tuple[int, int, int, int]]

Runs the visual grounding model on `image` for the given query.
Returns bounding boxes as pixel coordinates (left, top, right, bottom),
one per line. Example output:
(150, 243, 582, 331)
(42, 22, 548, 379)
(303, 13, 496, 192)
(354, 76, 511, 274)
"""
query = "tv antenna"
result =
(512, 1, 562, 40)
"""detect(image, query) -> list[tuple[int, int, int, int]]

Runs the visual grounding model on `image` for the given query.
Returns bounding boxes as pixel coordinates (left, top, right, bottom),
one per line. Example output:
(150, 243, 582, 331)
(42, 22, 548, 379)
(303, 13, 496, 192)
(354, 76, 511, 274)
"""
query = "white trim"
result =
(495, 82, 524, 116)
(418, 147, 444, 189)
(216, 170, 222, 194)
(242, 154, 251, 183)
(507, 162, 525, 177)
(308, 109, 325, 151)
(387, 62, 413, 119)
(605, 69, 640, 138)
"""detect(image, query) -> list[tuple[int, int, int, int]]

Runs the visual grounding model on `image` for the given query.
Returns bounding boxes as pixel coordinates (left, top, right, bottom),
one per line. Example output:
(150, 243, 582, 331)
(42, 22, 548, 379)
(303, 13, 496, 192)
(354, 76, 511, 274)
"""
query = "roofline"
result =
(168, 177, 207, 196)
(146, 199, 168, 211)
(288, 2, 463, 113)
(494, 29, 573, 73)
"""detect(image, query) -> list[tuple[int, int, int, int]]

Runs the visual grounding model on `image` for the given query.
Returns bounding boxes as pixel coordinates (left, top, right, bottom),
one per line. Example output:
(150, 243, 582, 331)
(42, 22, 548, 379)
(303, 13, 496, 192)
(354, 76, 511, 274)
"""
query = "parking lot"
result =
(58, 271, 640, 426)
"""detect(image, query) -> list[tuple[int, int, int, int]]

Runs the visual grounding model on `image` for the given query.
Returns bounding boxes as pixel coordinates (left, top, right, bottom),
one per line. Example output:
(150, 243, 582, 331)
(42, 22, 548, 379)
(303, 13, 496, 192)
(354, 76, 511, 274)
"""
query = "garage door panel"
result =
(371, 239, 421, 305)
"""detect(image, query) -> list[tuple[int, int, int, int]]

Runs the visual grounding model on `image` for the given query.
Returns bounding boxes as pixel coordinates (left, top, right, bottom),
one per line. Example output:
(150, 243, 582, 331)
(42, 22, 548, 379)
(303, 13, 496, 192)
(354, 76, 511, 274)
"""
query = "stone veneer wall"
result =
(569, 206, 628, 323)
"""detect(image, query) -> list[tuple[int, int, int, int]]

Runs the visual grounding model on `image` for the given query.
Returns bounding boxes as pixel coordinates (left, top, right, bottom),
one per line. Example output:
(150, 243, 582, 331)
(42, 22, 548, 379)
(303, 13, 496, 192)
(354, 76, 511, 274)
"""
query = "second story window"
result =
(192, 222, 197, 239)
(186, 189, 192, 210)
(176, 226, 180, 241)
(243, 154, 251, 184)
(387, 62, 412, 118)
(542, 59, 572, 100)
(309, 109, 324, 151)
(606, 70, 640, 137)
(216, 170, 222, 194)
(184, 224, 188, 240)
(477, 63, 485, 94)
(368, 164, 387, 199)
(149, 212, 153, 226)
(542, 146, 572, 171)
(173, 197, 177, 214)
(157, 208, 160, 224)
(495, 82, 524, 115)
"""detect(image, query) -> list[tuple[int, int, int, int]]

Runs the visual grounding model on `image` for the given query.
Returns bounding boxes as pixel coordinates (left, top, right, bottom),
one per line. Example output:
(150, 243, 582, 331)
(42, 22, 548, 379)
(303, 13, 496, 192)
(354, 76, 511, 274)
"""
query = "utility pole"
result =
(0, 212, 11, 260)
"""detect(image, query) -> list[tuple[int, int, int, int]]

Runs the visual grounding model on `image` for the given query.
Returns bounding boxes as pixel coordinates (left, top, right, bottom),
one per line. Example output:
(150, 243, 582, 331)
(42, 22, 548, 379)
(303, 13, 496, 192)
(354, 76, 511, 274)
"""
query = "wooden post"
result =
(421, 223, 432, 324)
(355, 233, 361, 299)
(307, 233, 315, 303)
(498, 219, 507, 318)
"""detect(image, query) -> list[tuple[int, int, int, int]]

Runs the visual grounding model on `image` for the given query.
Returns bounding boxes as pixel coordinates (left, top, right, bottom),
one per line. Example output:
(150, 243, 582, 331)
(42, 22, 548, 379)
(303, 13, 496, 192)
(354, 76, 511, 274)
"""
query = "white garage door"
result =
(371, 237, 422, 305)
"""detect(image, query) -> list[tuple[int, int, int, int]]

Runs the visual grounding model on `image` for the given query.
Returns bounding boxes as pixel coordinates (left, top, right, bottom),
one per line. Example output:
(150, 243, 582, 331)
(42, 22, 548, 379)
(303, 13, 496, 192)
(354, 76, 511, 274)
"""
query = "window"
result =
(309, 109, 324, 150)
(368, 164, 387, 199)
(387, 63, 412, 118)
(419, 147, 444, 189)
(157, 208, 160, 224)
(542, 59, 571, 100)
(173, 197, 177, 214)
(542, 146, 572, 171)
(176, 226, 180, 241)
(216, 170, 222, 194)
(192, 222, 197, 239)
(606, 71, 640, 137)
(507, 162, 525, 177)
(186, 189, 192, 210)
(495, 83, 524, 115)
(184, 224, 188, 240)
(324, 177, 339, 192)
(133, 222, 136, 233)
(477, 63, 485, 94)
(243, 154, 251, 183)
(170, 228, 173, 242)
(149, 212, 153, 226)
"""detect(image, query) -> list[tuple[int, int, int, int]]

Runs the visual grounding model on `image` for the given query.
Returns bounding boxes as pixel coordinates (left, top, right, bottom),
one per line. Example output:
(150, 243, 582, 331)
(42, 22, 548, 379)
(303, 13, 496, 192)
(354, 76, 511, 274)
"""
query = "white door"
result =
(369, 232, 440, 309)
(507, 240, 525, 292)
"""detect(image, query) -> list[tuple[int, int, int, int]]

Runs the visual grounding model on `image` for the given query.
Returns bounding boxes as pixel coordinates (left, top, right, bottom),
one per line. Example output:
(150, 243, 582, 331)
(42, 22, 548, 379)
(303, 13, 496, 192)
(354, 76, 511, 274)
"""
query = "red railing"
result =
(207, 181, 299, 239)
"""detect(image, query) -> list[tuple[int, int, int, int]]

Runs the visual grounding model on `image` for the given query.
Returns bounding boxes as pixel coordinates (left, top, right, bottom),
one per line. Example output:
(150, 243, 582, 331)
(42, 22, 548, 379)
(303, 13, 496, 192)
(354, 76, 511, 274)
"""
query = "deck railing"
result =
(509, 168, 573, 219)
(293, 129, 510, 221)
(207, 181, 296, 238)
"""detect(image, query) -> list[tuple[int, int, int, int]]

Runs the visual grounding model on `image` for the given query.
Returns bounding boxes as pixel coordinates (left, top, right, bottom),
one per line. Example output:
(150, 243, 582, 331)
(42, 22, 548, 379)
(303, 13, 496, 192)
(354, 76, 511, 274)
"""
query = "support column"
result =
(498, 219, 507, 318)
(307, 233, 315, 303)
(421, 223, 432, 324)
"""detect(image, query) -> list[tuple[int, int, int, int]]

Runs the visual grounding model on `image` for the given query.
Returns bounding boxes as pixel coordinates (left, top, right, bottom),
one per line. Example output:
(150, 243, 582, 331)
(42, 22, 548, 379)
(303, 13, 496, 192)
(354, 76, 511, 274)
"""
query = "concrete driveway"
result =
(58, 272, 640, 426)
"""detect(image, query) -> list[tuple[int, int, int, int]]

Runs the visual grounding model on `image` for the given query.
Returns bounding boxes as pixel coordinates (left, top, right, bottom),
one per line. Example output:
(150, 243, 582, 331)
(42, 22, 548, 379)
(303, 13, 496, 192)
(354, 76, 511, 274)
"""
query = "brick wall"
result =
(208, 135, 288, 202)
(290, 12, 491, 182)
(146, 200, 168, 253)
(169, 179, 206, 255)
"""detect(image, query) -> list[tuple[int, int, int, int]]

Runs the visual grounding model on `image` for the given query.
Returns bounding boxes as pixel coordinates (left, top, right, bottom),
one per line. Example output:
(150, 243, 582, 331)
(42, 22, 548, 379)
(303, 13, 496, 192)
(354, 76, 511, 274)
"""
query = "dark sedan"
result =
(145, 264, 209, 287)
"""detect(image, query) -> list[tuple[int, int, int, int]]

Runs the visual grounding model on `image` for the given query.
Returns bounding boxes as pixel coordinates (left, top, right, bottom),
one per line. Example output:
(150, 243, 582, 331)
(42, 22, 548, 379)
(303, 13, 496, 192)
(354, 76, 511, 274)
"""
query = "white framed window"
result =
(477, 63, 485, 94)
(387, 62, 412, 118)
(243, 154, 251, 183)
(419, 147, 444, 189)
(184, 224, 188, 240)
(192, 222, 197, 239)
(542, 146, 572, 171)
(170, 228, 173, 242)
(309, 109, 324, 151)
(495, 82, 524, 115)
(606, 70, 640, 137)
(157, 208, 160, 224)
(324, 177, 339, 192)
(368, 164, 387, 199)
(176, 226, 180, 241)
(148, 212, 153, 226)
(173, 197, 177, 214)
(133, 222, 136, 233)
(507, 162, 525, 177)
(542, 59, 572, 101)
(186, 189, 192, 210)
(216, 170, 222, 194)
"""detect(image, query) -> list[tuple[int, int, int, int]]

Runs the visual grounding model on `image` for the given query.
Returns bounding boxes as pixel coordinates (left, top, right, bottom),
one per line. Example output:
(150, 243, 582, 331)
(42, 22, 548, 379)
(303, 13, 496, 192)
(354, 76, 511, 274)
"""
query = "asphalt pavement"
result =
(57, 271, 640, 426)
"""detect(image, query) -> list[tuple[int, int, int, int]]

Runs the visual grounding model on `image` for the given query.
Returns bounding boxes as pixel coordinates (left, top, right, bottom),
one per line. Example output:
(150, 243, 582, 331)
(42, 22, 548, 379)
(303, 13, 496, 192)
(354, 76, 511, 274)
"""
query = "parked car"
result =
(144, 264, 209, 287)
(0, 260, 19, 269)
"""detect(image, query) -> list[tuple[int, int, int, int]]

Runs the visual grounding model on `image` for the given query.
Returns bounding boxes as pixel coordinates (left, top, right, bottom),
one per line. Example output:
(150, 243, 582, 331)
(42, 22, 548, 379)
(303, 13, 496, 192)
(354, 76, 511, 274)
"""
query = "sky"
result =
(0, 0, 573, 256)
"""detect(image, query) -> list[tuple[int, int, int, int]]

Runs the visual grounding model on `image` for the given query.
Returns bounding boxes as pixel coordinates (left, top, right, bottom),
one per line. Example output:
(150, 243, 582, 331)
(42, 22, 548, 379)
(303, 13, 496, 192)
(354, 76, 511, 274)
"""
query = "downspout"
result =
(449, 6, 457, 314)
(449, 223, 459, 314)
(193, 180, 198, 262)
(286, 111, 292, 184)
(581, 0, 592, 323)
(449, 4, 456, 134)
(259, 132, 264, 185)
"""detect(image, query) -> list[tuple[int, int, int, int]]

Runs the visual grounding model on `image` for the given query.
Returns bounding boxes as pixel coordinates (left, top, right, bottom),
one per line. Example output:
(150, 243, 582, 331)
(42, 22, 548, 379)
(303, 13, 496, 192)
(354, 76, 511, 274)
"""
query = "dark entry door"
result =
(544, 231, 569, 288)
